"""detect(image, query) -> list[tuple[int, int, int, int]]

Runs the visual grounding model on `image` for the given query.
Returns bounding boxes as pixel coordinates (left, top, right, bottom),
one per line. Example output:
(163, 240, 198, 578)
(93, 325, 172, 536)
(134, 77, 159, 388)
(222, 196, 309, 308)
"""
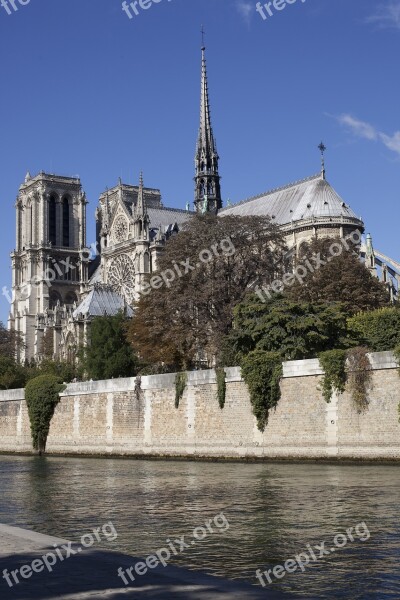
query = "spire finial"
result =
(201, 24, 205, 49)
(318, 142, 326, 179)
(139, 171, 144, 188)
(194, 39, 222, 214)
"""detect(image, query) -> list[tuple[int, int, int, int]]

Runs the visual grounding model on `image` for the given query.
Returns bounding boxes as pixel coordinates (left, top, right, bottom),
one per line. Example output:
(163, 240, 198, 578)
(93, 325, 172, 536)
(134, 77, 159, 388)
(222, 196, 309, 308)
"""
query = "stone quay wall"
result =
(0, 352, 399, 460)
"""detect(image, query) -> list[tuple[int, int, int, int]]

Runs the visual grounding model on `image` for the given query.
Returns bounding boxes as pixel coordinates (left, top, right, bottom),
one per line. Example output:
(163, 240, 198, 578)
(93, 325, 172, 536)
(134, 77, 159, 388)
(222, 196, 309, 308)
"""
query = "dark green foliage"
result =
(226, 294, 350, 363)
(0, 321, 23, 359)
(175, 372, 187, 408)
(319, 350, 347, 403)
(35, 359, 82, 383)
(82, 313, 138, 380)
(240, 350, 282, 432)
(348, 308, 400, 352)
(287, 236, 390, 314)
(346, 347, 372, 412)
(25, 375, 66, 453)
(0, 356, 27, 390)
(215, 368, 226, 409)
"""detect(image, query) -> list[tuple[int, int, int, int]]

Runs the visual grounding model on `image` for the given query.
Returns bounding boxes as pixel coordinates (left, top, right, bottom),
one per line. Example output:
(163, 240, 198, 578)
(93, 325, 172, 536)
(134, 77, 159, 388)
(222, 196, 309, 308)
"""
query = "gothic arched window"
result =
(62, 197, 70, 247)
(49, 290, 62, 309)
(49, 196, 57, 245)
(65, 292, 77, 305)
(143, 252, 150, 273)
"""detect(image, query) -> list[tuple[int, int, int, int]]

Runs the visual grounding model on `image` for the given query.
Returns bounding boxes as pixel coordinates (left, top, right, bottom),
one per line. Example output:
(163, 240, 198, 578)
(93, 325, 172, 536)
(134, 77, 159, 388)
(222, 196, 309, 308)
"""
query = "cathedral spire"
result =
(134, 171, 149, 239)
(194, 41, 222, 214)
(136, 171, 146, 217)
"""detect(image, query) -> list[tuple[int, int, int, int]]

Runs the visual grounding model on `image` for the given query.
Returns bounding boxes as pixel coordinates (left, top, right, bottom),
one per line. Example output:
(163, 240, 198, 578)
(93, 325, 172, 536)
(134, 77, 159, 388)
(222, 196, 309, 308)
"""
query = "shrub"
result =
(240, 350, 282, 432)
(25, 375, 66, 454)
(348, 308, 400, 352)
(319, 350, 347, 403)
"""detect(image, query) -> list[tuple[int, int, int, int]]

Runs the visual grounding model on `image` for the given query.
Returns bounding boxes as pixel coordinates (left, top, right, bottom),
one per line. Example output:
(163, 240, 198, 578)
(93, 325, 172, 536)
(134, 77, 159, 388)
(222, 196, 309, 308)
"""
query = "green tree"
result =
(223, 294, 350, 364)
(0, 356, 27, 390)
(83, 313, 138, 380)
(286, 237, 390, 314)
(0, 321, 23, 359)
(0, 322, 28, 389)
(25, 374, 66, 454)
(37, 359, 82, 383)
(348, 307, 400, 351)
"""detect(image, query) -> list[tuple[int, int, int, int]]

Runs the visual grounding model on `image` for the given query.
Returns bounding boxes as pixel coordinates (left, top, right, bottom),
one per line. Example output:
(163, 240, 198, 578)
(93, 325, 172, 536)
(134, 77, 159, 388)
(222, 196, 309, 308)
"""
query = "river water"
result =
(0, 455, 399, 598)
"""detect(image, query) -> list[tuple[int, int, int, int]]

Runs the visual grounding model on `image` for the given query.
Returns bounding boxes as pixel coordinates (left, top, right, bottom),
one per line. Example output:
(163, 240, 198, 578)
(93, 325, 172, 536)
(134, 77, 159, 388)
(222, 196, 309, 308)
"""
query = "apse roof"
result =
(219, 174, 362, 225)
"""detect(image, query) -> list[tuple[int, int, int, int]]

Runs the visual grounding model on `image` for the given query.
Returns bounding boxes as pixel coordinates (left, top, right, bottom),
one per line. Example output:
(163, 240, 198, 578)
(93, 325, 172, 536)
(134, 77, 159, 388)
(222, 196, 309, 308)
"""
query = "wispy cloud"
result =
(236, 1, 253, 26)
(336, 113, 400, 156)
(337, 115, 378, 141)
(366, 1, 400, 29)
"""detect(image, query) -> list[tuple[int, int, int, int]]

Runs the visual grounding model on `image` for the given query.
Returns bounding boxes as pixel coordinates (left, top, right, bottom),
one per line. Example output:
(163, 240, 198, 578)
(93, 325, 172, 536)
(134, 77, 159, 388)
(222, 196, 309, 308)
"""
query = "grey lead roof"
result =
(73, 286, 134, 319)
(147, 207, 194, 231)
(219, 174, 362, 224)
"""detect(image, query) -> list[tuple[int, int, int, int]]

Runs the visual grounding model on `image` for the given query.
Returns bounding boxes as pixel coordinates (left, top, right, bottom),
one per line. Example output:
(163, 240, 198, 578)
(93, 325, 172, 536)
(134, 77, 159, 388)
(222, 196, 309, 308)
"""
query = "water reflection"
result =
(0, 456, 399, 599)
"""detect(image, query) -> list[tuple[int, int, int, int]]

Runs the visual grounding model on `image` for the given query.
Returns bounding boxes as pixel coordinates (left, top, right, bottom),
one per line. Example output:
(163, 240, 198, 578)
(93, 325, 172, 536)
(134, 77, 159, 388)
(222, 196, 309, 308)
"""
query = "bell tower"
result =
(9, 172, 88, 361)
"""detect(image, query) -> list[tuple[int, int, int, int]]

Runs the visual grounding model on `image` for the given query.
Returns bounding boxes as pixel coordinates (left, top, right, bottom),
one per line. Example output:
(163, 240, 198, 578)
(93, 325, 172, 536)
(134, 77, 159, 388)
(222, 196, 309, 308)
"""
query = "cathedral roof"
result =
(219, 174, 363, 227)
(73, 285, 134, 319)
(147, 206, 194, 231)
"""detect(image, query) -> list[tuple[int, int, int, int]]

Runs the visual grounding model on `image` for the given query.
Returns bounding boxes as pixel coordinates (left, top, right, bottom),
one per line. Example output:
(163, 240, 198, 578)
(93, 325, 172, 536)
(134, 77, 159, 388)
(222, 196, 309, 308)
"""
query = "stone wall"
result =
(0, 352, 399, 459)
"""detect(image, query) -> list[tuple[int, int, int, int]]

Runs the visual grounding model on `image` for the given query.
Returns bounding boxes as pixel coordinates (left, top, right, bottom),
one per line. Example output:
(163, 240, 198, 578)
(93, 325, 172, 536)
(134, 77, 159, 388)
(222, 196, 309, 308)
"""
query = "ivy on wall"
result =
(215, 368, 226, 409)
(175, 372, 187, 408)
(346, 347, 372, 412)
(240, 350, 282, 432)
(319, 347, 373, 410)
(319, 350, 347, 403)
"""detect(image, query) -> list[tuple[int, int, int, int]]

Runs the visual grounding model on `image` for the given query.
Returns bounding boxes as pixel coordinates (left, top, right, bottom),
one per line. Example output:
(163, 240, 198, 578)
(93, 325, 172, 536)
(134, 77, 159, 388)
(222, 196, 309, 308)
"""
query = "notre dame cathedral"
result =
(8, 47, 398, 362)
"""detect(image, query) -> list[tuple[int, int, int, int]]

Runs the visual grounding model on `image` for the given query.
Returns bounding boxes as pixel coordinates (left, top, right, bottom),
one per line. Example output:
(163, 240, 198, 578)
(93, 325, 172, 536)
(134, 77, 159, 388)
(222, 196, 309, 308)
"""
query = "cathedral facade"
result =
(8, 46, 395, 362)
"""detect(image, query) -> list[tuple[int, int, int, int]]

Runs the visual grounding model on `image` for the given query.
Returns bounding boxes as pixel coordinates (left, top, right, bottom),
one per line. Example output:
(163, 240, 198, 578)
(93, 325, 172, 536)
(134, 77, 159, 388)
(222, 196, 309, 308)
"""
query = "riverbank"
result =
(1, 353, 399, 460)
(0, 524, 294, 599)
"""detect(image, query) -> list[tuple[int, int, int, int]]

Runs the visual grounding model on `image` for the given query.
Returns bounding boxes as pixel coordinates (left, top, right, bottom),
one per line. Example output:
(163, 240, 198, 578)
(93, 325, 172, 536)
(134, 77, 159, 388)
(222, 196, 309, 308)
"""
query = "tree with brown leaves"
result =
(127, 214, 287, 371)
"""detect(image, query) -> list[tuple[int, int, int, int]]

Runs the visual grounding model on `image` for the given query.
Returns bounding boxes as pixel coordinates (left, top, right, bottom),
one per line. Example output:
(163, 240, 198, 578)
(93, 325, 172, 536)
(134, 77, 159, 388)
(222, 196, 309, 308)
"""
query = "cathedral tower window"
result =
(49, 195, 57, 245)
(62, 197, 70, 247)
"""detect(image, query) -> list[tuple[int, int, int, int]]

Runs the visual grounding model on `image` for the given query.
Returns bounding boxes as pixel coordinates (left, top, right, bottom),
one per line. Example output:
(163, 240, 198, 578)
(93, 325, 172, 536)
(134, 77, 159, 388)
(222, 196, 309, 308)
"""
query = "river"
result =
(0, 455, 399, 598)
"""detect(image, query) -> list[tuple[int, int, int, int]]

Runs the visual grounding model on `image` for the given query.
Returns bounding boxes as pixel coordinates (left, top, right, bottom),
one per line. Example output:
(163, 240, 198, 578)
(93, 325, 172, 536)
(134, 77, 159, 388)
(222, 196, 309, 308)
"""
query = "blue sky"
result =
(1, 0, 400, 323)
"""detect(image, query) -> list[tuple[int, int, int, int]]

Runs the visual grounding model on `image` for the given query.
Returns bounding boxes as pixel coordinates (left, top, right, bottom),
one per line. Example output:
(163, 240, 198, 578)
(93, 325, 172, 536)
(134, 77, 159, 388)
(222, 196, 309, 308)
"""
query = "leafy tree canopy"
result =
(223, 294, 351, 364)
(127, 214, 287, 371)
(348, 307, 400, 352)
(286, 237, 390, 315)
(83, 312, 139, 380)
